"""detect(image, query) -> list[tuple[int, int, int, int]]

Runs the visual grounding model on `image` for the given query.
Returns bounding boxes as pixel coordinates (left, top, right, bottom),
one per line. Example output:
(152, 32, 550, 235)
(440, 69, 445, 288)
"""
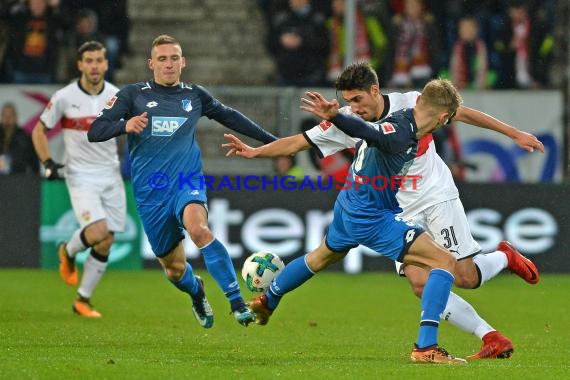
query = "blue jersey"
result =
(89, 80, 276, 205)
(334, 108, 418, 217)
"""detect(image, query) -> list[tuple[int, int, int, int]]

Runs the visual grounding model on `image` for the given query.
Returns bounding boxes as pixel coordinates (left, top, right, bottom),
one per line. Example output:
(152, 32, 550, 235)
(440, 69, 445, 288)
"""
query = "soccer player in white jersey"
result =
(223, 62, 543, 359)
(32, 41, 125, 318)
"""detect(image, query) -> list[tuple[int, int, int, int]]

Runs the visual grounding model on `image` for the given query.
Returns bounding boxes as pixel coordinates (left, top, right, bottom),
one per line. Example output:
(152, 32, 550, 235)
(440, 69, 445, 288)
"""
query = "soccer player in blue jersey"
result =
(88, 34, 277, 328)
(266, 79, 465, 363)
(225, 63, 541, 359)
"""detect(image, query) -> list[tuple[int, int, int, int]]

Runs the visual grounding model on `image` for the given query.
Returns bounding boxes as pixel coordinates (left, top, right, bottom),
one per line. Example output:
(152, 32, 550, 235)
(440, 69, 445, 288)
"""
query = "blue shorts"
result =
(325, 201, 424, 262)
(137, 187, 207, 257)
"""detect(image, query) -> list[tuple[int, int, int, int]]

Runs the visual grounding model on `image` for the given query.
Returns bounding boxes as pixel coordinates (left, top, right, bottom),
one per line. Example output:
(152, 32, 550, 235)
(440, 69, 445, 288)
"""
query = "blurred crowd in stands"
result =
(0, 0, 559, 90)
(259, 0, 558, 90)
(0, 0, 129, 84)
(0, 0, 562, 180)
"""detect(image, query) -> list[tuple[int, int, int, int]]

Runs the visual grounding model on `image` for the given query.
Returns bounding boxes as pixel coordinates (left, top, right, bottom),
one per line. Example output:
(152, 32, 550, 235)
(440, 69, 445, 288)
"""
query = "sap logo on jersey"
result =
(151, 116, 187, 136)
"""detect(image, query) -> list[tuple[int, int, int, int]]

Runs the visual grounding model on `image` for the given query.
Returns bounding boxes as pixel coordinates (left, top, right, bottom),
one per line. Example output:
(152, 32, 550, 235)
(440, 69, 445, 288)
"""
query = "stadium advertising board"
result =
(39, 181, 142, 269)
(3, 179, 568, 272)
(138, 181, 569, 273)
(453, 91, 563, 183)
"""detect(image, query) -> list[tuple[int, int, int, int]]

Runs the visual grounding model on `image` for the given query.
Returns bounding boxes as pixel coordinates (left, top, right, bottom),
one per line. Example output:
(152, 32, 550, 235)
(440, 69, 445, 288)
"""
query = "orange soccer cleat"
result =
(73, 299, 102, 318)
(498, 241, 539, 284)
(468, 331, 514, 359)
(410, 344, 467, 364)
(58, 242, 78, 286)
(247, 294, 273, 325)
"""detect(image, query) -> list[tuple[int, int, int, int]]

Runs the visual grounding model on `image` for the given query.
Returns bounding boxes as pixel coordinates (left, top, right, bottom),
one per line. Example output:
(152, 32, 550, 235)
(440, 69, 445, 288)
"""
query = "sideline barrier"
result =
(2, 178, 565, 272)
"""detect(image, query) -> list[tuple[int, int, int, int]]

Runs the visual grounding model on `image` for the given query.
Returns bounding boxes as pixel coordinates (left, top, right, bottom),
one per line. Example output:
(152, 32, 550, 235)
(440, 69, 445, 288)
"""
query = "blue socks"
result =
(201, 238, 242, 302)
(265, 254, 315, 310)
(170, 262, 201, 298)
(417, 268, 454, 348)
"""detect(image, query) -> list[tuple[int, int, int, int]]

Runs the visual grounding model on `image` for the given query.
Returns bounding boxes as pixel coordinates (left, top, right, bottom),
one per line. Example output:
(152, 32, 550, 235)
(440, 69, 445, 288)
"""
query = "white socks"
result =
(442, 292, 495, 339)
(473, 251, 508, 286)
(66, 229, 87, 257)
(77, 253, 108, 299)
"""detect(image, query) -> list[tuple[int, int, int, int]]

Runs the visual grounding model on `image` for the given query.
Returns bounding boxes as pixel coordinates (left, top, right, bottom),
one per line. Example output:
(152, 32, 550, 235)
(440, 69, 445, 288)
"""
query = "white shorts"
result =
(395, 197, 481, 275)
(66, 169, 126, 232)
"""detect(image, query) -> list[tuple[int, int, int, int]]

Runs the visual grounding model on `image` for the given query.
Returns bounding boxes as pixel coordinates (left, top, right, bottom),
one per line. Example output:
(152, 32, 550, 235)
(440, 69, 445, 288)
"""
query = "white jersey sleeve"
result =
(40, 90, 66, 130)
(303, 106, 359, 157)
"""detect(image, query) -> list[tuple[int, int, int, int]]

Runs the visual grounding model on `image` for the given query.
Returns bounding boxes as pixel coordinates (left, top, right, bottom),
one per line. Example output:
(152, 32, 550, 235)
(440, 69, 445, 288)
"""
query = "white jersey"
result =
(40, 80, 120, 177)
(304, 91, 459, 218)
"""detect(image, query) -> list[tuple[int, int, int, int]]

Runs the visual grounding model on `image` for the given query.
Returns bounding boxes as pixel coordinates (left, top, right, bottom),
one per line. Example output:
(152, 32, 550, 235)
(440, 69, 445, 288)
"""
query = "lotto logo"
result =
(381, 122, 396, 134)
(151, 116, 188, 136)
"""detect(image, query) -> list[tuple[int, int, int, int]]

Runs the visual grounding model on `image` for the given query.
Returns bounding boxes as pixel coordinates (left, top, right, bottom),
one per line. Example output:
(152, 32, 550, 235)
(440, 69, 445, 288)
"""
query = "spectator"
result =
(508, 1, 535, 89)
(62, 8, 103, 80)
(387, 0, 441, 89)
(1, 0, 65, 84)
(274, 156, 305, 181)
(527, 0, 556, 87)
(72, 8, 102, 47)
(326, 0, 388, 85)
(267, 0, 330, 87)
(449, 16, 489, 90)
(61, 0, 130, 82)
(0, 102, 39, 174)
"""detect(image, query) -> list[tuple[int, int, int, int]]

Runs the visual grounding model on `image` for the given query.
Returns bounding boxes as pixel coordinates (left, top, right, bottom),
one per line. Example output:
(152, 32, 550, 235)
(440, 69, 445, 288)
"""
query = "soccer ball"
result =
(241, 251, 285, 292)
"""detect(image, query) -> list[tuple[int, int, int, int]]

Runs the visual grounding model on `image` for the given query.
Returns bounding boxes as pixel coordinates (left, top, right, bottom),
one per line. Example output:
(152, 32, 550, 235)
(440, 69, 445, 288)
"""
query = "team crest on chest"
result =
(181, 99, 192, 112)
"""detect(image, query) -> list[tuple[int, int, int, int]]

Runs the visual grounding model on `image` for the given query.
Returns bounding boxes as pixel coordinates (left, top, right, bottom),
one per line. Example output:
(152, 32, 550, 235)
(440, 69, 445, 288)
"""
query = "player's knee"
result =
(306, 249, 343, 272)
(187, 225, 213, 247)
(92, 233, 114, 255)
(453, 268, 479, 289)
(438, 253, 457, 275)
(162, 261, 187, 281)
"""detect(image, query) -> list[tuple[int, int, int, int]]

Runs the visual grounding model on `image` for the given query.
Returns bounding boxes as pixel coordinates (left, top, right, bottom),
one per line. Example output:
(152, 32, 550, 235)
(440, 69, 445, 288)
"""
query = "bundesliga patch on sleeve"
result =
(381, 122, 396, 134)
(104, 96, 117, 109)
(319, 120, 333, 132)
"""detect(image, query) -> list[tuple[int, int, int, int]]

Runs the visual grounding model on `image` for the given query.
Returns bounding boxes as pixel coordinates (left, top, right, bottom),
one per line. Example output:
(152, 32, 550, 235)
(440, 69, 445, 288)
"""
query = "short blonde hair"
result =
(151, 34, 181, 54)
(421, 79, 463, 115)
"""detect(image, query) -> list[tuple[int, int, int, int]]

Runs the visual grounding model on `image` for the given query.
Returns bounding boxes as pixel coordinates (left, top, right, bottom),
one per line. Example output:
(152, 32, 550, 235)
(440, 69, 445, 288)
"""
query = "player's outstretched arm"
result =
(455, 106, 545, 153)
(222, 133, 310, 158)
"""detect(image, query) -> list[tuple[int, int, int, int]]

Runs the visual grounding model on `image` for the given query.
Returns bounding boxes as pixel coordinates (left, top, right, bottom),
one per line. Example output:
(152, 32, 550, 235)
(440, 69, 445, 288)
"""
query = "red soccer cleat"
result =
(468, 331, 514, 359)
(498, 241, 539, 284)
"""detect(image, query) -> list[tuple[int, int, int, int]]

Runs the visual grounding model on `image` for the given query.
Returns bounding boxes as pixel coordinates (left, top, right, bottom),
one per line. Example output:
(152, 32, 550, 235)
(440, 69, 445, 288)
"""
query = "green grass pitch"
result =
(1, 269, 569, 379)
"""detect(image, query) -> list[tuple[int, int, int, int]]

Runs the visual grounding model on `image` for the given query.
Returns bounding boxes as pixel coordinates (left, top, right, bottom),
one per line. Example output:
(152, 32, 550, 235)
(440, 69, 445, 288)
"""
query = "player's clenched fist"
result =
(126, 112, 148, 134)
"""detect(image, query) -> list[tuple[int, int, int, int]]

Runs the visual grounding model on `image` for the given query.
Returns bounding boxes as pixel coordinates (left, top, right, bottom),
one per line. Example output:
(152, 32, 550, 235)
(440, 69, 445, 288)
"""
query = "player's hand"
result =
(300, 91, 340, 120)
(222, 133, 258, 158)
(512, 130, 544, 153)
(126, 112, 148, 134)
(43, 158, 64, 180)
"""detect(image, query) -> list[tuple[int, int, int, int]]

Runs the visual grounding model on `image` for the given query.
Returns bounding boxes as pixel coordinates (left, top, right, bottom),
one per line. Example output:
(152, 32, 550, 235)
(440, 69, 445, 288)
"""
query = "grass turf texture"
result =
(1, 270, 568, 379)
